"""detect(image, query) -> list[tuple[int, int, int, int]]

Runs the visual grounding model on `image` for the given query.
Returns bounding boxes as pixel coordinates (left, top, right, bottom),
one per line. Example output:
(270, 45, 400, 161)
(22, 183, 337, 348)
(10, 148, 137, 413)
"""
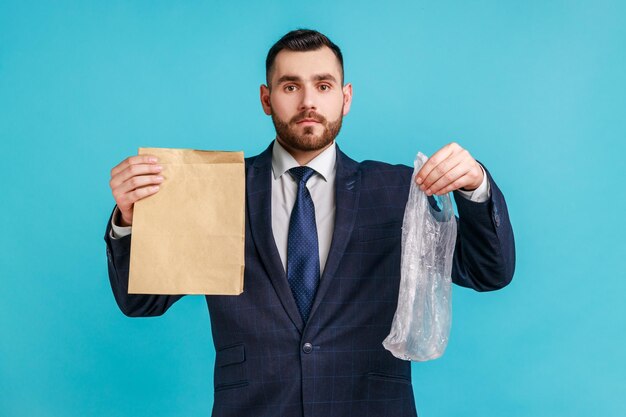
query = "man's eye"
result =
(285, 85, 297, 92)
(319, 84, 331, 91)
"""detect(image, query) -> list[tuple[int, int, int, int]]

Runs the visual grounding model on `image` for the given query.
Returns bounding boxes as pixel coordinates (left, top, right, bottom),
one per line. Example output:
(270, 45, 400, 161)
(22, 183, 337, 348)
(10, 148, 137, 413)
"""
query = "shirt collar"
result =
(271, 139, 336, 182)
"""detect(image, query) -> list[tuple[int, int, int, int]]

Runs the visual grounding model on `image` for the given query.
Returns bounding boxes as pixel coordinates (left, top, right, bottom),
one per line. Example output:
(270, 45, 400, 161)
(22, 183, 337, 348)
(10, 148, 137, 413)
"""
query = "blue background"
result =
(1, 1, 624, 416)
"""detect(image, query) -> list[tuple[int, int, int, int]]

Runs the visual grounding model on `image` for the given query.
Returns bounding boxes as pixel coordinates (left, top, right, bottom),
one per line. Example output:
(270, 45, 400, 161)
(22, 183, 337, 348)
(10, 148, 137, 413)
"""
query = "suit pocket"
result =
(367, 372, 411, 385)
(214, 380, 249, 392)
(358, 222, 402, 242)
(216, 343, 245, 367)
(366, 372, 416, 415)
(214, 343, 248, 392)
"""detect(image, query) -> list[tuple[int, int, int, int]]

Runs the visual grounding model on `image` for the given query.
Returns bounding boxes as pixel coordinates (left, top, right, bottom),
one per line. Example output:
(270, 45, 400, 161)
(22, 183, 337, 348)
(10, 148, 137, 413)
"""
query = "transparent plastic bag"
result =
(382, 152, 457, 361)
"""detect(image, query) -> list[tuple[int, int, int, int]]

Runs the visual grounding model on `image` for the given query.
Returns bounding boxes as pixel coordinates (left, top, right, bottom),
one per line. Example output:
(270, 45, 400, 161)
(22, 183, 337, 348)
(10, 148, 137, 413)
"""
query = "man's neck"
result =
(276, 137, 334, 166)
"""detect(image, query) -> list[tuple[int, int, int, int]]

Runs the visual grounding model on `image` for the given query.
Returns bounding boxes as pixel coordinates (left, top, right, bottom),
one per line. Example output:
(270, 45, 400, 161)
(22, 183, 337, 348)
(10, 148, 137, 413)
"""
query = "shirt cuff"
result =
(455, 164, 491, 203)
(110, 206, 132, 239)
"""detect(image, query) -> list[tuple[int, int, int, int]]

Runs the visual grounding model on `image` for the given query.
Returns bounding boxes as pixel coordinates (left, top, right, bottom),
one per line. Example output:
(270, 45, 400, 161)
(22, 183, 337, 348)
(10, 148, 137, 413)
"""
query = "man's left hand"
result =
(415, 142, 484, 196)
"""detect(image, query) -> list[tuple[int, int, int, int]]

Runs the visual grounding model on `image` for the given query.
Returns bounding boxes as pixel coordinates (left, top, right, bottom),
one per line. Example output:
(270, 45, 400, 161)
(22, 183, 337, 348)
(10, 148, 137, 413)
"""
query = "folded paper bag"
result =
(128, 147, 245, 295)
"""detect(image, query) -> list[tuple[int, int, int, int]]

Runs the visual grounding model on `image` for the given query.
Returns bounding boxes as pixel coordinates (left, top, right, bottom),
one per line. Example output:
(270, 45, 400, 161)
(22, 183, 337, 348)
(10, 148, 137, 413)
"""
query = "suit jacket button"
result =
(302, 343, 313, 354)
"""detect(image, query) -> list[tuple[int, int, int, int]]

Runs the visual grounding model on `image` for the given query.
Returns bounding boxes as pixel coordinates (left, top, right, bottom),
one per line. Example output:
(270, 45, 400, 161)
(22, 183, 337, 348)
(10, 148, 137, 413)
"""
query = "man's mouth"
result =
(296, 118, 321, 124)
(293, 111, 325, 125)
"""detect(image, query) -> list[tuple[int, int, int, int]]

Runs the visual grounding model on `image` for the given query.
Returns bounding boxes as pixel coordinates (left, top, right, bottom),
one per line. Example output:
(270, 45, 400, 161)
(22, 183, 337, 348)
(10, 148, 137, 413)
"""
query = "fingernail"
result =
(155, 165, 163, 171)
(152, 185, 160, 191)
(416, 177, 423, 184)
(426, 189, 432, 196)
(149, 157, 158, 163)
(419, 185, 426, 191)
(155, 176, 164, 181)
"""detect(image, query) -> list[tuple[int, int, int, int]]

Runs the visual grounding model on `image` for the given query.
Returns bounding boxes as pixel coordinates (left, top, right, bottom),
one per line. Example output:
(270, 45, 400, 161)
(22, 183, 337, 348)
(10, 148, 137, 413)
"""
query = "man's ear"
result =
(342, 83, 353, 116)
(260, 84, 272, 115)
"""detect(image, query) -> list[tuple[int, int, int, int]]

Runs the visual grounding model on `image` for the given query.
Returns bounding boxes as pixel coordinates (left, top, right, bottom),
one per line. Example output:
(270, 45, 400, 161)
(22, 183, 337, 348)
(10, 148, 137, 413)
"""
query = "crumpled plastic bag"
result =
(383, 152, 457, 361)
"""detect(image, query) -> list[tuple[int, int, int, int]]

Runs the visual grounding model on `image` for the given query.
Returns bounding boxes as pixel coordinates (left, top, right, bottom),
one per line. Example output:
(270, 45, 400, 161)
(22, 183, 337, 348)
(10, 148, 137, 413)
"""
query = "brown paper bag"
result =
(128, 147, 245, 295)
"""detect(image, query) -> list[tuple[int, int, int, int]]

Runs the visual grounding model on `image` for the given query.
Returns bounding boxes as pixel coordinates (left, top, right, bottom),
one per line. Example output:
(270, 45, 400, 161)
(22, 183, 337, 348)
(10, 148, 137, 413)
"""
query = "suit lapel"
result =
(247, 143, 305, 332)
(307, 146, 361, 322)
(247, 143, 361, 331)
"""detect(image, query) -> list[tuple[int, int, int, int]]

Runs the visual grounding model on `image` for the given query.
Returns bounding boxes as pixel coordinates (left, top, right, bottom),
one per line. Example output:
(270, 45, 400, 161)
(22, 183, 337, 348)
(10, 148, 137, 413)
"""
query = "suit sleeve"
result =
(450, 165, 516, 291)
(104, 207, 184, 316)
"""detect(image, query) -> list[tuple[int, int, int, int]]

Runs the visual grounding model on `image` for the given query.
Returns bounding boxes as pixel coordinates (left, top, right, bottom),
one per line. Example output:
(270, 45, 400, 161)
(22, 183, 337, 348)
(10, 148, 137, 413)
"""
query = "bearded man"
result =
(105, 29, 515, 417)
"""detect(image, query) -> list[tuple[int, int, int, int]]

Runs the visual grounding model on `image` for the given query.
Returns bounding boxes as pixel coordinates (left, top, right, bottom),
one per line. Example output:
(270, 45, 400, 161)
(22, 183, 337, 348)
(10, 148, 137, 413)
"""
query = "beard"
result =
(271, 108, 343, 152)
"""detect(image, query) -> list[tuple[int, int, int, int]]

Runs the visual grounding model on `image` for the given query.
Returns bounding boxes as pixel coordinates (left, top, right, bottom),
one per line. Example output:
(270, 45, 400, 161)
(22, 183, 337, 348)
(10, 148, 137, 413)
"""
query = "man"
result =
(105, 29, 515, 417)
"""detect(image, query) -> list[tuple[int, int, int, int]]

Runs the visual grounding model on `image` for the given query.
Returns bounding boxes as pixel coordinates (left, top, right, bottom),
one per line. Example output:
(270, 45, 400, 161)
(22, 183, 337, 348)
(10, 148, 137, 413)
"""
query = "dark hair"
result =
(266, 29, 344, 86)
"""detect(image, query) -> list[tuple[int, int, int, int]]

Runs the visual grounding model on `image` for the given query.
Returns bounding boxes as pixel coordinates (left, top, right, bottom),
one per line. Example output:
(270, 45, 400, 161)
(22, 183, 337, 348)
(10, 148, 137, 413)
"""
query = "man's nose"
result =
(298, 86, 317, 111)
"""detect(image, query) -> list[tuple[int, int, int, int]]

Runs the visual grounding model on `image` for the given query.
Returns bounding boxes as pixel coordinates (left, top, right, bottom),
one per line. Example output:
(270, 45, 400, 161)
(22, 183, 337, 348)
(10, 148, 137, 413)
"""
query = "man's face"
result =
(260, 46, 352, 153)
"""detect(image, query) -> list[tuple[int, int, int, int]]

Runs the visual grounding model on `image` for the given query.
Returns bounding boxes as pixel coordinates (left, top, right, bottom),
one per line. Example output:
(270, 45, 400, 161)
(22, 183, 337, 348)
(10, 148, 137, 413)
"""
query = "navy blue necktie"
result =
(287, 166, 320, 322)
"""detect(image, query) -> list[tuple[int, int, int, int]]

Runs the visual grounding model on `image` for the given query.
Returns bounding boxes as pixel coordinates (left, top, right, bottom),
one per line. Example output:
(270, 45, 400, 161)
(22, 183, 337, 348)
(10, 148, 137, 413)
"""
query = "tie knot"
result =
(289, 166, 316, 184)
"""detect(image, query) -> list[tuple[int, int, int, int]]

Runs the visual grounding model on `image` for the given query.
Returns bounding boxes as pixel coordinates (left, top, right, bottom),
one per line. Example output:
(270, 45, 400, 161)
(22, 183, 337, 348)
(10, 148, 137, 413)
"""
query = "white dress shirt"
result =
(111, 140, 490, 275)
(271, 139, 336, 275)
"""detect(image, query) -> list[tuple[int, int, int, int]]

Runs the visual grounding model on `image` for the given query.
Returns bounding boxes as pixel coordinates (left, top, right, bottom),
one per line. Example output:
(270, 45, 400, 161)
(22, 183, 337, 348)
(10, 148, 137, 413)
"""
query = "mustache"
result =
(290, 111, 326, 124)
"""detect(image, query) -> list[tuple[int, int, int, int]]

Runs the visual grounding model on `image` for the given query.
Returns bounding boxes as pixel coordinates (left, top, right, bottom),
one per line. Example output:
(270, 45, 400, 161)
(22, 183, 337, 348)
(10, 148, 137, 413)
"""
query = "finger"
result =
(419, 151, 466, 191)
(110, 155, 159, 178)
(110, 162, 163, 189)
(433, 172, 478, 196)
(416, 142, 459, 185)
(114, 174, 164, 197)
(116, 184, 162, 209)
(438, 162, 483, 194)
(426, 162, 472, 195)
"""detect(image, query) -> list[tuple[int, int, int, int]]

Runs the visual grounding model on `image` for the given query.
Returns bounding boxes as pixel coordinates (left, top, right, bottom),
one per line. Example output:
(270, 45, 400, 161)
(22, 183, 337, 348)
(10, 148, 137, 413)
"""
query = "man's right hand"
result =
(109, 155, 164, 226)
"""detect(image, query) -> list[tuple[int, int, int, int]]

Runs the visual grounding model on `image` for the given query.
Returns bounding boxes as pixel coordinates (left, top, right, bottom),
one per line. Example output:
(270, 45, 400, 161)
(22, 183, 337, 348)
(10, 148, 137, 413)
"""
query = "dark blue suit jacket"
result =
(104, 142, 515, 417)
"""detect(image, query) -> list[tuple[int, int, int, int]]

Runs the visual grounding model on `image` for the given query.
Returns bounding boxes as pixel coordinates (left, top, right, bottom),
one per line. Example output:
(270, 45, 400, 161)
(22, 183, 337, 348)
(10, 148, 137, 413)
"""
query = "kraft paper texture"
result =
(128, 147, 245, 295)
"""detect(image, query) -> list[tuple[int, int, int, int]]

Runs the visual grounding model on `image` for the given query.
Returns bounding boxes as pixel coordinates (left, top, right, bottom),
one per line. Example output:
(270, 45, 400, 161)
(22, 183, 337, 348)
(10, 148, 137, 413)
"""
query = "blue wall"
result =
(1, 1, 624, 416)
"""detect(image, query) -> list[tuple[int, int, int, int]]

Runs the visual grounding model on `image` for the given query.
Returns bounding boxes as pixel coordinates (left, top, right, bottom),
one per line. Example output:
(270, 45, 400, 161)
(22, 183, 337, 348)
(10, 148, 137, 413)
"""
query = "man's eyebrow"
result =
(276, 75, 302, 84)
(275, 73, 339, 84)
(312, 73, 338, 83)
